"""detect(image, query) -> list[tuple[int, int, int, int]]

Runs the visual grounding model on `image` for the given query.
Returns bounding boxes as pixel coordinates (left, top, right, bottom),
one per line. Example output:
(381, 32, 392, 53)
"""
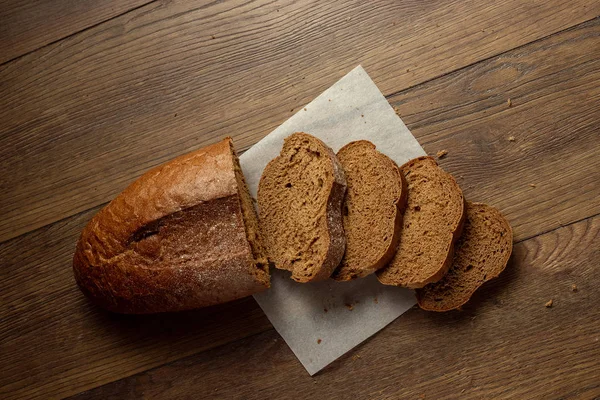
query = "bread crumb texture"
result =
(257, 132, 346, 282)
(416, 202, 513, 311)
(333, 141, 406, 281)
(378, 157, 464, 289)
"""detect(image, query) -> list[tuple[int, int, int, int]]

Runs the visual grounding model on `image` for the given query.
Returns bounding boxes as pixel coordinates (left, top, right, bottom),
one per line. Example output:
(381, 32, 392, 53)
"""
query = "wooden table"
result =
(1, 1, 599, 399)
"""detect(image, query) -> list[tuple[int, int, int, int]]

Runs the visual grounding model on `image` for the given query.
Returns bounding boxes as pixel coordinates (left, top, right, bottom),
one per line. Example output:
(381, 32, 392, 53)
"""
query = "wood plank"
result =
(1, 0, 599, 242)
(390, 18, 600, 243)
(68, 214, 600, 400)
(1, 14, 599, 400)
(0, 0, 153, 65)
(0, 205, 271, 400)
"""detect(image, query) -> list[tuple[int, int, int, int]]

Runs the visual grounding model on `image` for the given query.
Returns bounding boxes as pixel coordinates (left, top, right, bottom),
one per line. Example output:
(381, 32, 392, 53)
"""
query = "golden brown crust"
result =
(73, 138, 269, 314)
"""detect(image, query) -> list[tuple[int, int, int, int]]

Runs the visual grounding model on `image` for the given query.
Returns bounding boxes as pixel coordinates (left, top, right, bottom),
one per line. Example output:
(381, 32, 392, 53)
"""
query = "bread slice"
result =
(332, 141, 407, 281)
(416, 202, 513, 311)
(257, 132, 347, 282)
(73, 138, 270, 314)
(377, 156, 465, 288)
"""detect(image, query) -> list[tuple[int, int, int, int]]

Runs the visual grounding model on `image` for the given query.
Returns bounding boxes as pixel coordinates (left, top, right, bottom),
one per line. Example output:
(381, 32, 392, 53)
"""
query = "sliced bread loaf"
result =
(332, 141, 407, 281)
(73, 138, 270, 314)
(416, 202, 513, 311)
(257, 132, 347, 282)
(377, 156, 465, 288)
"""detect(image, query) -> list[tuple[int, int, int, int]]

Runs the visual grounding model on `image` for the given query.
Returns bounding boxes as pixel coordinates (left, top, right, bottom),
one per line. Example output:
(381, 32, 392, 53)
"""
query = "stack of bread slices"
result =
(74, 133, 512, 314)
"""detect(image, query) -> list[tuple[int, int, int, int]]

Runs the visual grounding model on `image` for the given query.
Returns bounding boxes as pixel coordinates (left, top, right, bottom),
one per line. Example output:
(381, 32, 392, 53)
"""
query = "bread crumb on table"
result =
(507, 98, 512, 107)
(545, 299, 553, 308)
(352, 354, 361, 361)
(508, 136, 515, 142)
(436, 149, 448, 159)
(572, 284, 578, 292)
(529, 183, 537, 188)
(345, 303, 354, 311)
(317, 339, 322, 344)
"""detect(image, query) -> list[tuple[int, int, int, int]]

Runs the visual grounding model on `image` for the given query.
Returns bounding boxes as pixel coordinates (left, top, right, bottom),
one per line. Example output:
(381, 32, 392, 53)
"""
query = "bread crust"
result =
(332, 140, 407, 281)
(377, 156, 465, 288)
(257, 132, 347, 282)
(73, 138, 269, 314)
(416, 202, 513, 311)
(310, 136, 347, 281)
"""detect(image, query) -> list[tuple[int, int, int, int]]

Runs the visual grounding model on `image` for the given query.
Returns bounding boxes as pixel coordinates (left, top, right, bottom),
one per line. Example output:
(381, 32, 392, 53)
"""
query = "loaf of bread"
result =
(377, 156, 465, 288)
(73, 138, 270, 314)
(257, 132, 347, 282)
(332, 141, 407, 281)
(416, 202, 513, 311)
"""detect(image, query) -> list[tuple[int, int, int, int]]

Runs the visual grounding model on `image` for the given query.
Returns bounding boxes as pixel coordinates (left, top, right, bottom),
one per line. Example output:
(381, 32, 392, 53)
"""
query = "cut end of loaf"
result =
(257, 132, 347, 282)
(377, 156, 465, 289)
(416, 202, 513, 312)
(332, 140, 406, 281)
(73, 138, 270, 313)
(230, 140, 271, 288)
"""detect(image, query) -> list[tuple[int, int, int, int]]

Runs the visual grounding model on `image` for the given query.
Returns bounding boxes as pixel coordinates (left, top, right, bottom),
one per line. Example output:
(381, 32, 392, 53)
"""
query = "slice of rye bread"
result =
(257, 132, 347, 282)
(416, 202, 513, 311)
(332, 141, 407, 281)
(377, 156, 465, 288)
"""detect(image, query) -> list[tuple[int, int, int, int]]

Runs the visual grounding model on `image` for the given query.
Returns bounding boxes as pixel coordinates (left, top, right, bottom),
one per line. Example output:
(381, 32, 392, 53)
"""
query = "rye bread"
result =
(377, 156, 465, 288)
(257, 132, 347, 282)
(332, 141, 407, 281)
(73, 138, 270, 314)
(416, 202, 513, 311)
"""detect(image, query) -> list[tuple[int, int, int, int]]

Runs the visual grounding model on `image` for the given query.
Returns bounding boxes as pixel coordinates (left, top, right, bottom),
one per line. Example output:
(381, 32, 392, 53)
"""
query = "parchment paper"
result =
(239, 65, 427, 375)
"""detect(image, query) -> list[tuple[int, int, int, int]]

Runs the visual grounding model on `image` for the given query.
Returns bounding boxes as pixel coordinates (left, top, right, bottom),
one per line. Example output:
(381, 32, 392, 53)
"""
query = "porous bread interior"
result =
(377, 157, 463, 287)
(333, 142, 403, 280)
(258, 134, 335, 281)
(417, 203, 512, 311)
(231, 144, 270, 283)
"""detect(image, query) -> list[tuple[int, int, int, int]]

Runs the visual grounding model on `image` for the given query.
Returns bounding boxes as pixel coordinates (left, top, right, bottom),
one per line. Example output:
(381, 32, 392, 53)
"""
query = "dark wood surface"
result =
(0, 0, 151, 64)
(2, 0, 599, 243)
(70, 216, 600, 400)
(1, 1, 599, 399)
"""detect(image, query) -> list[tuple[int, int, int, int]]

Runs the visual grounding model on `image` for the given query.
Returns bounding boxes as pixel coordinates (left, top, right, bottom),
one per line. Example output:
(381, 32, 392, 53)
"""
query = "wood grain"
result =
(70, 215, 600, 400)
(392, 18, 600, 243)
(0, 0, 153, 65)
(1, 14, 599, 400)
(0, 205, 271, 400)
(1, 0, 599, 242)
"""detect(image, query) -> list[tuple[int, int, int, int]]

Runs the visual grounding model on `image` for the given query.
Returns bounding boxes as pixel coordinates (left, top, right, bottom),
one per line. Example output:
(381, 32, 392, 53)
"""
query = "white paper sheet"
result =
(239, 65, 426, 375)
